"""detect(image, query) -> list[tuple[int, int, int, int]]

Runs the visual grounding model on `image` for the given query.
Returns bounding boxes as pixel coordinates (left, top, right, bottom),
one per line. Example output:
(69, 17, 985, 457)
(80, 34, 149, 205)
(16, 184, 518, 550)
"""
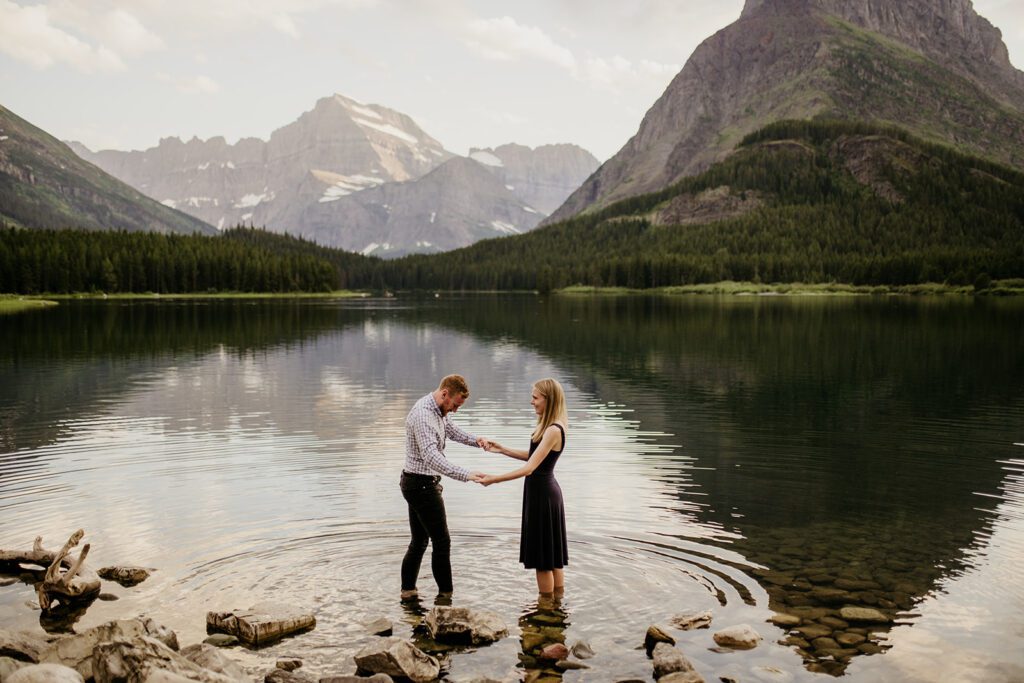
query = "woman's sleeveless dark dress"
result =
(520, 424, 568, 570)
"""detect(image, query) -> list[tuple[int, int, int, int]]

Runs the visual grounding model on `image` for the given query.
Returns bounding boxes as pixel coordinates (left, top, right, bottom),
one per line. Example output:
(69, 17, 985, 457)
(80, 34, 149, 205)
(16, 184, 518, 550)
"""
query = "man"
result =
(400, 374, 490, 600)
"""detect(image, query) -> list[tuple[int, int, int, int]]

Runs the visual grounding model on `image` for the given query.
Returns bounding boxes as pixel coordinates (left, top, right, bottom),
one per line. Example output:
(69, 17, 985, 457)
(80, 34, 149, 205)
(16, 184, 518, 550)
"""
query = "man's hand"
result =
(468, 471, 485, 483)
(476, 437, 492, 450)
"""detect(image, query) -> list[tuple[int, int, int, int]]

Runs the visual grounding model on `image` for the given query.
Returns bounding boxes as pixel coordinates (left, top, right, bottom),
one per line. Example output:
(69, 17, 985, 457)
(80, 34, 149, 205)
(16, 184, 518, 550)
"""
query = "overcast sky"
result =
(1, 0, 1022, 162)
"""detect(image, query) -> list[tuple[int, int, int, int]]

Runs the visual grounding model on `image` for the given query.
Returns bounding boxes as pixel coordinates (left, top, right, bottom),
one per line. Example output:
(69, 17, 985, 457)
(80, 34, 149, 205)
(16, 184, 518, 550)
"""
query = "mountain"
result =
(468, 143, 600, 214)
(376, 120, 1024, 291)
(287, 156, 543, 258)
(71, 94, 452, 232)
(0, 104, 215, 235)
(548, 0, 1024, 223)
(70, 95, 599, 256)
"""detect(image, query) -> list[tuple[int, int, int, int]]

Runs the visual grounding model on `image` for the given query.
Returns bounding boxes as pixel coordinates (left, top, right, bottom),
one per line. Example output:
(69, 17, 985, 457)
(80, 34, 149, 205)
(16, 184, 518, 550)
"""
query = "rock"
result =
(651, 643, 701, 681)
(819, 616, 849, 630)
(207, 604, 316, 647)
(644, 625, 675, 656)
(6, 663, 83, 683)
(554, 660, 589, 670)
(92, 636, 235, 683)
(353, 638, 439, 683)
(424, 607, 507, 645)
(2, 657, 29, 680)
(669, 611, 712, 631)
(811, 637, 839, 651)
(538, 644, 569, 661)
(40, 619, 178, 680)
(179, 644, 246, 680)
(520, 632, 547, 653)
(835, 632, 866, 647)
(265, 670, 314, 683)
(0, 579, 18, 587)
(808, 588, 851, 605)
(838, 607, 892, 623)
(0, 630, 57, 663)
(319, 676, 393, 683)
(97, 567, 152, 587)
(712, 625, 761, 650)
(659, 672, 705, 683)
(265, 671, 314, 683)
(202, 635, 239, 648)
(363, 618, 393, 637)
(275, 659, 302, 672)
(833, 578, 880, 591)
(793, 624, 832, 640)
(569, 640, 595, 659)
(857, 642, 884, 655)
(769, 613, 801, 627)
(97, 594, 119, 602)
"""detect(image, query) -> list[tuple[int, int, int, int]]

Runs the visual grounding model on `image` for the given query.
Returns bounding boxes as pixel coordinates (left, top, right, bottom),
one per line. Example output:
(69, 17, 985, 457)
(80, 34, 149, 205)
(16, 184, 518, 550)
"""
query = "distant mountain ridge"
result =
(71, 94, 599, 256)
(547, 0, 1024, 222)
(0, 104, 215, 235)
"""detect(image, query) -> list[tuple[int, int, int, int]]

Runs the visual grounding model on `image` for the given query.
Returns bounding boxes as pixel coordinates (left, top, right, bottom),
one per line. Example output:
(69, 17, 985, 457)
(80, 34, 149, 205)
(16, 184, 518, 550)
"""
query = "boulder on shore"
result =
(651, 642, 703, 682)
(712, 624, 762, 650)
(92, 636, 235, 683)
(353, 638, 438, 683)
(40, 619, 178, 680)
(6, 663, 83, 683)
(206, 604, 315, 647)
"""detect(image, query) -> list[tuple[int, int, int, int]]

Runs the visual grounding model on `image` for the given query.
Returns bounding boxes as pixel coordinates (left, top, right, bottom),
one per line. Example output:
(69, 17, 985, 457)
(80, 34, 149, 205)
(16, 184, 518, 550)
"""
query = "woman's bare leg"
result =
(536, 570, 554, 594)
(553, 568, 564, 590)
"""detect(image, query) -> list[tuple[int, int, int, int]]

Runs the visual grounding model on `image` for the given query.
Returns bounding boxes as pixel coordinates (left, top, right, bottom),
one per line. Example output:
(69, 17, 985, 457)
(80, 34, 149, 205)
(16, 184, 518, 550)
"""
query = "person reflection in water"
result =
(400, 374, 489, 602)
(478, 378, 569, 596)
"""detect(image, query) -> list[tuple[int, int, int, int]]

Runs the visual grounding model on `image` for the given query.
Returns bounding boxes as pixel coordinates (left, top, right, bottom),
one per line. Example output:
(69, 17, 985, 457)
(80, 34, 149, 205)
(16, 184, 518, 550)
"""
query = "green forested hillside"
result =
(2, 121, 1022, 295)
(378, 120, 1024, 290)
(0, 226, 376, 294)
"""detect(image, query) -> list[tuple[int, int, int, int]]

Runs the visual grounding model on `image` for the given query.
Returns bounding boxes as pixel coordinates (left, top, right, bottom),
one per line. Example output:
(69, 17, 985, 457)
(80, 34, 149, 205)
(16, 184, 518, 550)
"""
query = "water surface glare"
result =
(1, 296, 1022, 682)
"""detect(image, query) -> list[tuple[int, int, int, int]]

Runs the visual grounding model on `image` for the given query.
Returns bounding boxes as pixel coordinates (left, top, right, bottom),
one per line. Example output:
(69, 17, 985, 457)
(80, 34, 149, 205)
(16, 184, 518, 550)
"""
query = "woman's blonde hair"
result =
(532, 378, 568, 442)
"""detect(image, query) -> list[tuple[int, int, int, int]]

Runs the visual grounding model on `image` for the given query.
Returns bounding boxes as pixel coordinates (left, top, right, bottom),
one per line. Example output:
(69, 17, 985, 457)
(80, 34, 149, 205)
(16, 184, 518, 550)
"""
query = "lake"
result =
(1, 295, 1022, 682)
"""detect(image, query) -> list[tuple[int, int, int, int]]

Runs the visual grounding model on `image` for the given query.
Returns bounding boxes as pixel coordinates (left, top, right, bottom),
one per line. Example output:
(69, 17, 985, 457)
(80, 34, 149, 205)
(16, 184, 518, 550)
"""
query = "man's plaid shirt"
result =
(403, 393, 478, 481)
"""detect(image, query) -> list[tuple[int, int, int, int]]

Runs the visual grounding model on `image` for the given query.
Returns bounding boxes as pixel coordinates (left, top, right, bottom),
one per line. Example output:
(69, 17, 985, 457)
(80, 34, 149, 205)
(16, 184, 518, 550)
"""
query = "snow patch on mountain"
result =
(490, 220, 520, 234)
(471, 150, 503, 167)
(354, 118, 419, 145)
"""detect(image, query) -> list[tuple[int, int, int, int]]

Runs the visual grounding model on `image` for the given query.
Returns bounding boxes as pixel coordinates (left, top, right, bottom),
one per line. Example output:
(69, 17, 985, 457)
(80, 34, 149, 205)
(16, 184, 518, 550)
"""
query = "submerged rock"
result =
(207, 604, 315, 647)
(569, 639, 595, 659)
(363, 618, 393, 637)
(838, 607, 892, 623)
(179, 644, 246, 680)
(97, 567, 153, 587)
(669, 611, 712, 631)
(424, 607, 507, 645)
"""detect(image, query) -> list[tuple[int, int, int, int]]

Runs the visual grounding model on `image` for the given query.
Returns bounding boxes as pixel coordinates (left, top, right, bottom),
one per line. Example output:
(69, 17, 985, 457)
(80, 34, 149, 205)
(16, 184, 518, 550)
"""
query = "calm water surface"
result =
(1, 295, 1022, 682)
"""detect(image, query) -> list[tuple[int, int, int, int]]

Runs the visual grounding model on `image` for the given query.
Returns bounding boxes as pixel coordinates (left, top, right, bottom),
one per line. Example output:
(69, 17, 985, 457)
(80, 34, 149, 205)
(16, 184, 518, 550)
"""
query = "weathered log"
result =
(0, 531, 101, 610)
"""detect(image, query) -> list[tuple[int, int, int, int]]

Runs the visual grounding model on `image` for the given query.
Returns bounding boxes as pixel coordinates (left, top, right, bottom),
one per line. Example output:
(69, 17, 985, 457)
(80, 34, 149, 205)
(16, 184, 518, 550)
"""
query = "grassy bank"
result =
(558, 280, 1024, 296)
(0, 296, 59, 314)
(38, 290, 368, 300)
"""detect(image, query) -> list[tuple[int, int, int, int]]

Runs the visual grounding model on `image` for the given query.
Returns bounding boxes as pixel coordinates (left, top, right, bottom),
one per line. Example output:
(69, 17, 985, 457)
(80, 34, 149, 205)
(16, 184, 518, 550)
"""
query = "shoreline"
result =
(557, 281, 1024, 296)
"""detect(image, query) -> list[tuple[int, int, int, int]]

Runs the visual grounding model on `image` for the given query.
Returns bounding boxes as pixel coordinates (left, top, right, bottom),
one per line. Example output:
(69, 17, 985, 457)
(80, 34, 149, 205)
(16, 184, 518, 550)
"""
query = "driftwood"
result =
(0, 530, 101, 609)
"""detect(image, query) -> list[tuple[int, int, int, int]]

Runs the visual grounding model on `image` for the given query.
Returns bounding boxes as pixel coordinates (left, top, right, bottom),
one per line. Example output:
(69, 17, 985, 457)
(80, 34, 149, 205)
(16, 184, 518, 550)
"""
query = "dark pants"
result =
(400, 472, 453, 593)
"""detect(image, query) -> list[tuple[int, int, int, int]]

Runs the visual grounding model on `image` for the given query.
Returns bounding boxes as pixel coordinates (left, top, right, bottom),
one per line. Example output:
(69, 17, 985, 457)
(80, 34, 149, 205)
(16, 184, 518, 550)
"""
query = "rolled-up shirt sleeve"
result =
(410, 407, 470, 481)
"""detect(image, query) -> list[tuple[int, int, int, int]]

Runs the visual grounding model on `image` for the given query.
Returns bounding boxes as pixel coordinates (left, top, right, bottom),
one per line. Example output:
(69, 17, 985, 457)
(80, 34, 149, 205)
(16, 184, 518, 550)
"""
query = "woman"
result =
(480, 378, 569, 595)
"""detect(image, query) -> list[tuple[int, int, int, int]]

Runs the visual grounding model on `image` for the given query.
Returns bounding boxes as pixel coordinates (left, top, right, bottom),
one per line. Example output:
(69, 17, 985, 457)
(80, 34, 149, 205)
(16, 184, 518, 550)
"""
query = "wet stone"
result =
(203, 634, 239, 647)
(836, 632, 866, 647)
(838, 607, 892, 624)
(97, 594, 119, 602)
(819, 616, 848, 630)
(782, 636, 810, 649)
(770, 613, 801, 627)
(554, 660, 589, 670)
(857, 643, 884, 655)
(569, 640, 595, 659)
(834, 578, 880, 591)
(808, 588, 850, 605)
(811, 637, 839, 651)
(644, 625, 675, 656)
(794, 624, 832, 640)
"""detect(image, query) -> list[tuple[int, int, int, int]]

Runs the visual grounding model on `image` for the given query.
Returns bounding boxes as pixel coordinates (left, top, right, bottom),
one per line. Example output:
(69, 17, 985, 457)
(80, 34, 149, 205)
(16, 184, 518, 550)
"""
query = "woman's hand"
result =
(479, 474, 499, 486)
(485, 441, 503, 454)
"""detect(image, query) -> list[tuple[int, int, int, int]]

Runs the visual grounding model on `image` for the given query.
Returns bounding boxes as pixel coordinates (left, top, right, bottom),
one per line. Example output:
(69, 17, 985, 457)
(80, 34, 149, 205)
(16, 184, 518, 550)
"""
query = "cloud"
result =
(464, 16, 576, 70)
(157, 73, 222, 95)
(578, 55, 680, 93)
(0, 0, 125, 72)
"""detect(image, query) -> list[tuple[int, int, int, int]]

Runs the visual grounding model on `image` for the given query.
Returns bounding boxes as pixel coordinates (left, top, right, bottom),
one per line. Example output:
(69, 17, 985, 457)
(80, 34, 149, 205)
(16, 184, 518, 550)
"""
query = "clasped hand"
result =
(469, 471, 496, 486)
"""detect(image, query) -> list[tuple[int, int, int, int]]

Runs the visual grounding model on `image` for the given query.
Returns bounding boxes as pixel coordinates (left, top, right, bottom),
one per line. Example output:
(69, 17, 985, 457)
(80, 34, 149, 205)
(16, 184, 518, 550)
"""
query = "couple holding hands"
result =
(400, 374, 569, 598)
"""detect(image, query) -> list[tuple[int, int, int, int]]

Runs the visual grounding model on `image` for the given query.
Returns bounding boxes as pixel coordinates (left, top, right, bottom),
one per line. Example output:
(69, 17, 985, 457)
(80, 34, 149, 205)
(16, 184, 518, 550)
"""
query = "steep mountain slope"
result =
(380, 121, 1024, 290)
(468, 143, 600, 214)
(0, 105, 215, 235)
(288, 156, 543, 257)
(548, 0, 1024, 222)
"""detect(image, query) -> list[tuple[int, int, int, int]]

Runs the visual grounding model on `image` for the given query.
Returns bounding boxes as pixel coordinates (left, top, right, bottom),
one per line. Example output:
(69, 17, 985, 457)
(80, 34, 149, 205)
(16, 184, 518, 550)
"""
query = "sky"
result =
(1, 0, 1022, 162)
